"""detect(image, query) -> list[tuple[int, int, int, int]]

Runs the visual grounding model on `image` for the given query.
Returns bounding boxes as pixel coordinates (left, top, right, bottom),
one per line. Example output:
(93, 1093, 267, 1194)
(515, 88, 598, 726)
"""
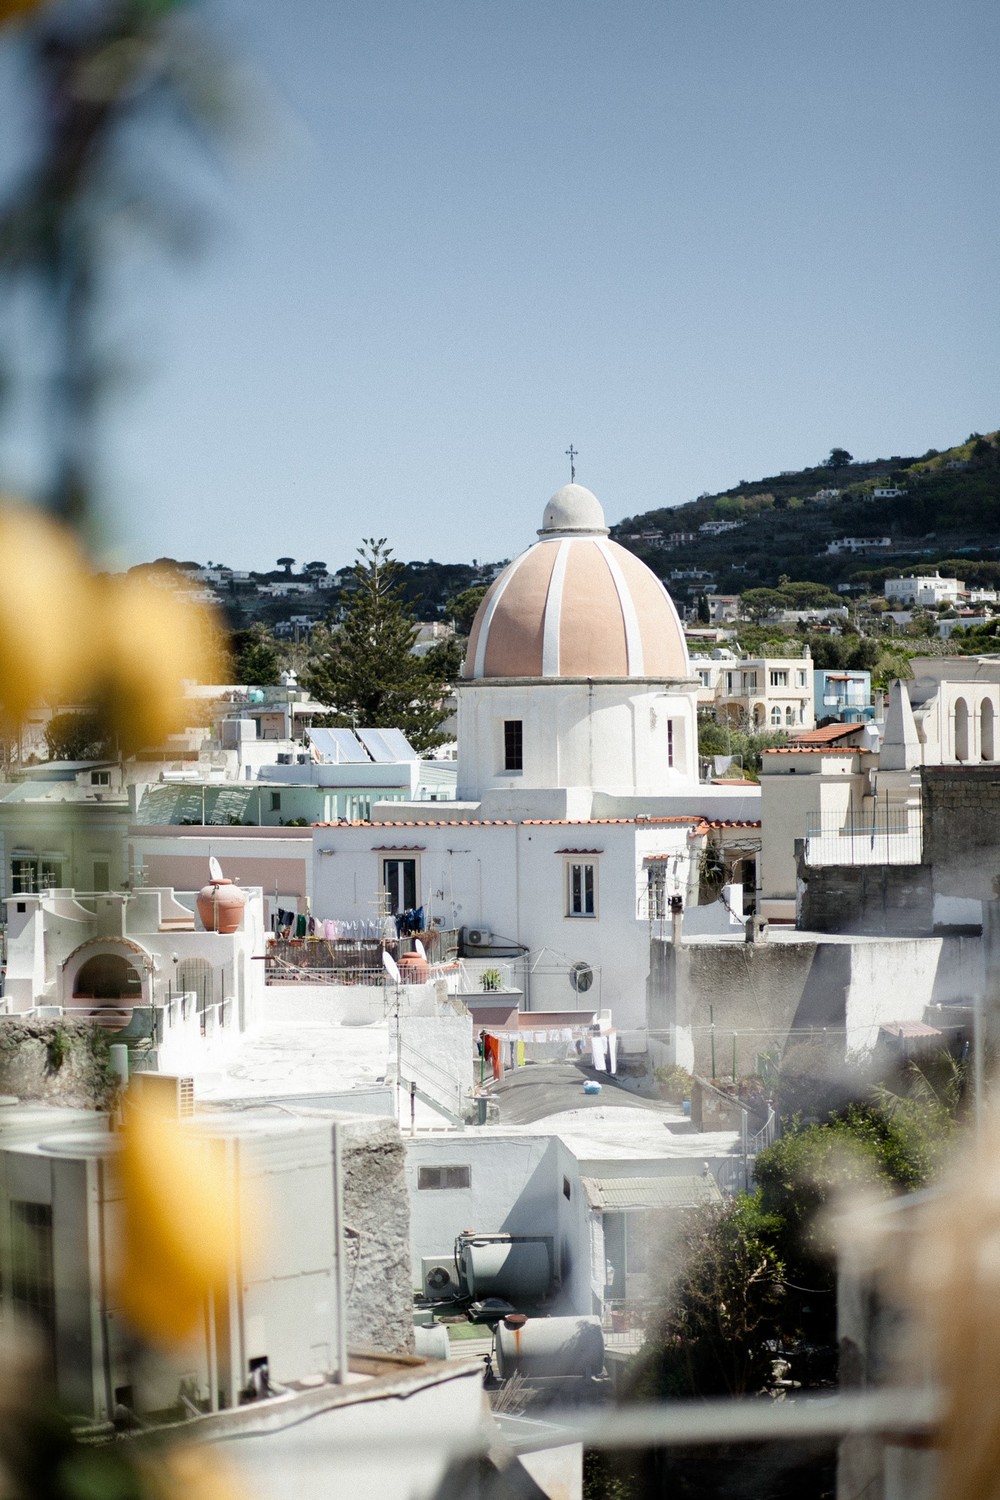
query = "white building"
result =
(884, 574, 964, 606)
(697, 653, 816, 732)
(307, 484, 759, 1045)
(2, 879, 266, 1074)
(825, 537, 892, 555)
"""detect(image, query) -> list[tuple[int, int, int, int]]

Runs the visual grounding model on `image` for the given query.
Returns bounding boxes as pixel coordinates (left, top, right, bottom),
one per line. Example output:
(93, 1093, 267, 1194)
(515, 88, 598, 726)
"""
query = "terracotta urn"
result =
(196, 879, 246, 934)
(398, 951, 430, 984)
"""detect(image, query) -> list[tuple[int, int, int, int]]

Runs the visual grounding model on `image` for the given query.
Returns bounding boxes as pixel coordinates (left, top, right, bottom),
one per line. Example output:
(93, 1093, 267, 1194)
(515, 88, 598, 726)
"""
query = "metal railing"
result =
(803, 808, 923, 867)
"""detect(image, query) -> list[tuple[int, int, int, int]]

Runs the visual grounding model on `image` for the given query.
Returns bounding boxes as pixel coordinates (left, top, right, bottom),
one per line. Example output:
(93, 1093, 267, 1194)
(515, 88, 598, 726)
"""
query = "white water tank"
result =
(495, 1316, 604, 1379)
(457, 1235, 551, 1301)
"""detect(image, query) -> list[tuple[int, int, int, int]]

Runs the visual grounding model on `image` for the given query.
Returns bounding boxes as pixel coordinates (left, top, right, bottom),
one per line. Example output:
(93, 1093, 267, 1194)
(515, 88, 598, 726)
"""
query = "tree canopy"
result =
(303, 539, 453, 752)
(44, 710, 114, 762)
(230, 624, 282, 686)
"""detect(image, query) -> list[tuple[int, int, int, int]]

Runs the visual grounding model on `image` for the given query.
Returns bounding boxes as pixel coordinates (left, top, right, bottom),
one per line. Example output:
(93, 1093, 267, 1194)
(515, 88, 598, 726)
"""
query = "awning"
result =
(581, 1174, 723, 1211)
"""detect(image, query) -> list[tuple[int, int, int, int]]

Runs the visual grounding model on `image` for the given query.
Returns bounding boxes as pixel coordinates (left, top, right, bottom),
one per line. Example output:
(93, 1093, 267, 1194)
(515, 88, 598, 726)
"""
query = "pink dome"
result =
(462, 487, 690, 681)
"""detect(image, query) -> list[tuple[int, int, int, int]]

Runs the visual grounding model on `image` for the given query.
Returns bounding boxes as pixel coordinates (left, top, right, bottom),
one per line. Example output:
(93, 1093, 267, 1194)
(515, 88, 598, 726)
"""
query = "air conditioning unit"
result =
(129, 1072, 195, 1118)
(276, 753, 293, 765)
(463, 927, 492, 948)
(421, 1256, 461, 1301)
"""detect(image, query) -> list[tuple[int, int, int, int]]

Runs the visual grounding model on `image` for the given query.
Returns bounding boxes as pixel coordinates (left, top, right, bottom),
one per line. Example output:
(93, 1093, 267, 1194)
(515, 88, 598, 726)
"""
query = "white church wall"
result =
(456, 679, 700, 805)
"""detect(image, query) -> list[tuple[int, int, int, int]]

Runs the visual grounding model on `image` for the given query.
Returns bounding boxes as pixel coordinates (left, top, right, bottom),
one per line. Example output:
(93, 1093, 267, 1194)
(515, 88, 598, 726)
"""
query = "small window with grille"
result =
(417, 1165, 471, 1190)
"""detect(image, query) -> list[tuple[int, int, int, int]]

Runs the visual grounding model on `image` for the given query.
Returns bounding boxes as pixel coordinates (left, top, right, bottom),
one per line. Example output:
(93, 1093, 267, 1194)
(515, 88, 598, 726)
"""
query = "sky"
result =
(0, 0, 998, 573)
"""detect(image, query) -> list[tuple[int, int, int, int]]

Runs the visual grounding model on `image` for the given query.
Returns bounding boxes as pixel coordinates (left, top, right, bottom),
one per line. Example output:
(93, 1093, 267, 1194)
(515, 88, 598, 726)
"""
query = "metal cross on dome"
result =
(565, 444, 578, 483)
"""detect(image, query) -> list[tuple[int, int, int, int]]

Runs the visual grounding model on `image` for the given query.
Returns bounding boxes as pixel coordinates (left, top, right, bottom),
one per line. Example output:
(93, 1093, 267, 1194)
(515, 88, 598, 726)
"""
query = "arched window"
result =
(982, 699, 995, 762)
(955, 697, 970, 762)
(770, 706, 782, 727)
(785, 705, 796, 727)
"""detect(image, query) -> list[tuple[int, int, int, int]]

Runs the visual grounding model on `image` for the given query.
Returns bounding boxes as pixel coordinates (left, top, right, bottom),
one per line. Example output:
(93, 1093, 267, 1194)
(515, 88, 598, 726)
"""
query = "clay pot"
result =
(398, 951, 430, 984)
(196, 879, 246, 934)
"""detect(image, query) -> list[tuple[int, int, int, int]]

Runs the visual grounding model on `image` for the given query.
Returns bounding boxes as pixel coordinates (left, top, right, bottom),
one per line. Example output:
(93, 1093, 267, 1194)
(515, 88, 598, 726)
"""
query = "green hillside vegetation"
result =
(612, 431, 1000, 595)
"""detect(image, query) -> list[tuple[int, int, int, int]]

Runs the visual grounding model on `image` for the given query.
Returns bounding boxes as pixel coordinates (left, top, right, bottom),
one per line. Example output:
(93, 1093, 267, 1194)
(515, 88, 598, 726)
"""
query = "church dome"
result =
(462, 485, 691, 681)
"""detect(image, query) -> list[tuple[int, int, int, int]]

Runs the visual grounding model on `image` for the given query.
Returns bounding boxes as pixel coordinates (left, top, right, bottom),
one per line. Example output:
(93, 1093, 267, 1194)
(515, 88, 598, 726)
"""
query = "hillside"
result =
(610, 431, 1000, 596)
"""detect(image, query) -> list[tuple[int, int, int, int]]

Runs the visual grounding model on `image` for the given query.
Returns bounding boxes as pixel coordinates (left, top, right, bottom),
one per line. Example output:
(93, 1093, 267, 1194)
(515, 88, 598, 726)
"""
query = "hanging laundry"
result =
(590, 1035, 607, 1072)
(484, 1033, 503, 1081)
(516, 1039, 525, 1068)
(607, 1032, 618, 1076)
(295, 913, 307, 939)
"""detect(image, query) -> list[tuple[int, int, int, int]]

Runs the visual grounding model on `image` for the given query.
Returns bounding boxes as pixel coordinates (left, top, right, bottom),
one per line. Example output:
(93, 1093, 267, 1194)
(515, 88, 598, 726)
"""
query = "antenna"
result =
(208, 855, 224, 882)
(414, 938, 427, 962)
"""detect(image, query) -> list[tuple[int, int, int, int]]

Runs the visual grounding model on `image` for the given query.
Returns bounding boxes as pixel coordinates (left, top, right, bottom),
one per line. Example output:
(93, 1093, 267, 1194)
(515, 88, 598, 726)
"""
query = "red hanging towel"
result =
(485, 1033, 503, 1081)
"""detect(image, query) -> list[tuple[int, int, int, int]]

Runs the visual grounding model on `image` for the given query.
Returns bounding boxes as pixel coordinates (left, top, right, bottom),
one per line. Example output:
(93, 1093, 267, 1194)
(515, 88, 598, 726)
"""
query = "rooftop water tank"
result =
(457, 1234, 552, 1302)
(495, 1315, 604, 1380)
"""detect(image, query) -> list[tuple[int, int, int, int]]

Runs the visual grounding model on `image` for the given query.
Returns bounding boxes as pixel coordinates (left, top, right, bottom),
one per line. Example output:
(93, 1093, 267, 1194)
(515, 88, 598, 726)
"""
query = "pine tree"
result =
(304, 539, 452, 752)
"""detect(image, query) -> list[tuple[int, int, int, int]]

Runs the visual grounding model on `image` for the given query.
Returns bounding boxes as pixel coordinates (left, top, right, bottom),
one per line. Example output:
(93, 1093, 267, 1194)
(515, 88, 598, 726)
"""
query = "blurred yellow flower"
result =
(0, 506, 224, 750)
(114, 1092, 236, 1349)
(0, 502, 96, 722)
(139, 1443, 245, 1500)
(94, 570, 223, 753)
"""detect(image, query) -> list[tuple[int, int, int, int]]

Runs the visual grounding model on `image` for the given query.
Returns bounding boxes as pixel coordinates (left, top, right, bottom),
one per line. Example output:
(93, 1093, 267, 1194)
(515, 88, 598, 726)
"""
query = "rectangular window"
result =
(90, 770, 111, 786)
(667, 720, 674, 768)
(503, 720, 523, 772)
(11, 858, 37, 894)
(270, 791, 281, 812)
(645, 866, 667, 920)
(567, 861, 596, 918)
(383, 857, 417, 915)
(92, 860, 110, 893)
(39, 861, 61, 891)
(417, 1165, 471, 1190)
(770, 670, 788, 688)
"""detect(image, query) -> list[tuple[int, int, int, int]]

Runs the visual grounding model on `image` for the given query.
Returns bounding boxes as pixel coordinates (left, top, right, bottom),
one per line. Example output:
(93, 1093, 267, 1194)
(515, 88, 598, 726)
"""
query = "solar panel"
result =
(356, 728, 416, 763)
(309, 727, 369, 763)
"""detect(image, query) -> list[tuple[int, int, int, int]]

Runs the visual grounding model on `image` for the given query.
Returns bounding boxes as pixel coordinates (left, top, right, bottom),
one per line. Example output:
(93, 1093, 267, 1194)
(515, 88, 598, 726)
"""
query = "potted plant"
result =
(479, 967, 503, 993)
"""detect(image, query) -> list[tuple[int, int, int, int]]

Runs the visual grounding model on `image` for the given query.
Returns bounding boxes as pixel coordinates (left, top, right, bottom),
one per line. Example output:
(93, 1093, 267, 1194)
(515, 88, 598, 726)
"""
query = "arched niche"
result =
(955, 697, 970, 762)
(982, 699, 995, 762)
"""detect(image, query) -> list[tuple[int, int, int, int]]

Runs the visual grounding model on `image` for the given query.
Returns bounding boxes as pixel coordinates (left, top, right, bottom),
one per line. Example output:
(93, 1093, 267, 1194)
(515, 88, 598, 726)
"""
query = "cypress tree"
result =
(304, 538, 452, 752)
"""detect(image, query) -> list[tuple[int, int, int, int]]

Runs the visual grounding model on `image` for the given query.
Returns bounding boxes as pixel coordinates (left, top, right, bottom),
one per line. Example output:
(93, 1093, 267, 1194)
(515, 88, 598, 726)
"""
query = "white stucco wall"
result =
(404, 1133, 592, 1314)
(456, 678, 699, 802)
(311, 820, 698, 1036)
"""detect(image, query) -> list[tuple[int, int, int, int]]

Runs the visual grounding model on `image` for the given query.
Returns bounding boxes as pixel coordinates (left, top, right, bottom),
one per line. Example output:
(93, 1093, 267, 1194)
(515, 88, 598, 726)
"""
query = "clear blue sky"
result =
(1, 0, 998, 572)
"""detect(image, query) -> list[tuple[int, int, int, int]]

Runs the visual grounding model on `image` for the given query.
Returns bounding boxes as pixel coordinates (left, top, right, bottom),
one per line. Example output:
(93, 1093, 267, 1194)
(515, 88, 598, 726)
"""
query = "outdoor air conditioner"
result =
(129, 1072, 195, 1118)
(276, 753, 293, 765)
(421, 1256, 461, 1301)
(464, 927, 492, 949)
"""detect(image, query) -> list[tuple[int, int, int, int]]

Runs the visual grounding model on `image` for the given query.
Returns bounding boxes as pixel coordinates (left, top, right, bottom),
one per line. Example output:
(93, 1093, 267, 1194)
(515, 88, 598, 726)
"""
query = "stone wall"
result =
(341, 1118, 415, 1354)
(0, 1018, 116, 1108)
(796, 853, 934, 935)
(922, 765, 1000, 902)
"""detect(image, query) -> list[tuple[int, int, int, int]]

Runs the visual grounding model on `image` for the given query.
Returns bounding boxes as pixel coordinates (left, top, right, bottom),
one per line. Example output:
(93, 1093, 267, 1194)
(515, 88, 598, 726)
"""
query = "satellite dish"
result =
(414, 939, 427, 961)
(208, 856, 224, 883)
(382, 951, 401, 985)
